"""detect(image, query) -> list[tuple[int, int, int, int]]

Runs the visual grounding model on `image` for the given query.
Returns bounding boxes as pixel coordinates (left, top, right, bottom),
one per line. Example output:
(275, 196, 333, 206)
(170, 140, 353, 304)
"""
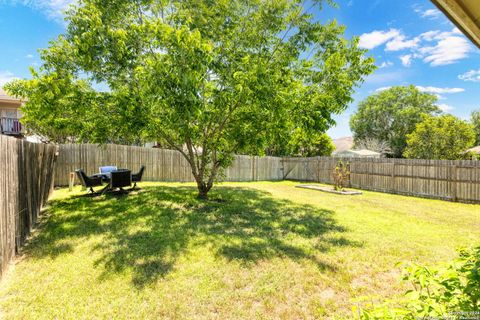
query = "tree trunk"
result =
(196, 181, 211, 200)
(197, 187, 209, 200)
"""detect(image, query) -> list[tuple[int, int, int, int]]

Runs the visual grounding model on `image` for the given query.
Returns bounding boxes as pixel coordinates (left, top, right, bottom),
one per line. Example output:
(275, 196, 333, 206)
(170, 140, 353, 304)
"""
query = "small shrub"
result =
(332, 161, 350, 191)
(353, 246, 480, 319)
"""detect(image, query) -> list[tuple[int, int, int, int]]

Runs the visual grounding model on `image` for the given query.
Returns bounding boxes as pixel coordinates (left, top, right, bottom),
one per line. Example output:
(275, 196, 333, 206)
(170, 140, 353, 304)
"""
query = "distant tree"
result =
(288, 131, 335, 157)
(350, 85, 441, 158)
(6, 0, 375, 199)
(353, 137, 391, 156)
(263, 130, 334, 157)
(471, 110, 480, 146)
(404, 114, 475, 160)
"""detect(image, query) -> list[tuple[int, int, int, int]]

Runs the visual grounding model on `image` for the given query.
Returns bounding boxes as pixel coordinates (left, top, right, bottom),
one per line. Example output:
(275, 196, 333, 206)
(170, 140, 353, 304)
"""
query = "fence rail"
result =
(0, 135, 57, 278)
(54, 144, 480, 204)
(54, 144, 284, 186)
(283, 157, 480, 204)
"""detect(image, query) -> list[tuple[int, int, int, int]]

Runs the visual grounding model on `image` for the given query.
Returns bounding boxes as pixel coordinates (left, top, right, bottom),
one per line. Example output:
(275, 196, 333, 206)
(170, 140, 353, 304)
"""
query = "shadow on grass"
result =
(25, 186, 361, 288)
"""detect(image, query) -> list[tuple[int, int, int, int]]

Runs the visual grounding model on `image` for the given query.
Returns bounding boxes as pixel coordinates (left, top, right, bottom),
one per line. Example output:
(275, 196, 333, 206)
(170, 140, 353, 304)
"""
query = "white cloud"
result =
(421, 35, 471, 66)
(385, 35, 419, 51)
(421, 9, 442, 19)
(378, 61, 393, 68)
(400, 54, 412, 67)
(6, 1, 76, 22)
(416, 86, 464, 94)
(0, 71, 17, 86)
(437, 103, 453, 112)
(413, 5, 442, 19)
(452, 27, 463, 35)
(417, 29, 472, 66)
(375, 86, 391, 92)
(359, 26, 472, 67)
(359, 29, 400, 49)
(26, 54, 34, 59)
(458, 69, 480, 82)
(419, 30, 440, 41)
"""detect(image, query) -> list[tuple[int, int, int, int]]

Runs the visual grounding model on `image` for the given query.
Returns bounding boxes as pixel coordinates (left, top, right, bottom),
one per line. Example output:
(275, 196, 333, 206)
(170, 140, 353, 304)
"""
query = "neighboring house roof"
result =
(0, 88, 22, 107)
(336, 149, 381, 157)
(431, 0, 480, 48)
(332, 136, 354, 154)
(466, 146, 480, 154)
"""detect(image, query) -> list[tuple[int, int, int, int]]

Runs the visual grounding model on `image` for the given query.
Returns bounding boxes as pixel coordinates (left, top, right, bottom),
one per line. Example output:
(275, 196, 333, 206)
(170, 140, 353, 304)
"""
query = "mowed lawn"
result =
(1, 181, 479, 319)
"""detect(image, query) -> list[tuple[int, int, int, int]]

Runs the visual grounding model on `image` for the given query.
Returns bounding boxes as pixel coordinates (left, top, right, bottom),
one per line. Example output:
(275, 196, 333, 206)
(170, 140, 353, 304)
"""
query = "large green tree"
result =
(471, 110, 480, 146)
(349, 85, 441, 158)
(404, 114, 475, 160)
(6, 0, 374, 199)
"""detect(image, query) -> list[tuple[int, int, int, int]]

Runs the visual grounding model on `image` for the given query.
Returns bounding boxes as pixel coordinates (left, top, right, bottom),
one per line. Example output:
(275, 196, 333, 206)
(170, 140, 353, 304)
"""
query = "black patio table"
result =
(92, 169, 132, 194)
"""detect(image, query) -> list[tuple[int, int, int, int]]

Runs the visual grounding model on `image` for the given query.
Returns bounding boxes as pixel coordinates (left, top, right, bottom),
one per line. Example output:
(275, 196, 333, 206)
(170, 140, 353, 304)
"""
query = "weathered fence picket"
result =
(0, 135, 57, 278)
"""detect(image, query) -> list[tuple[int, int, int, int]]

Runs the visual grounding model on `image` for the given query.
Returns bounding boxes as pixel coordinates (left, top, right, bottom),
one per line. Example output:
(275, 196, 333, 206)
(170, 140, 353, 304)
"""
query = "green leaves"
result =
(7, 0, 374, 197)
(350, 85, 440, 158)
(404, 114, 475, 160)
(356, 246, 480, 319)
(471, 110, 480, 146)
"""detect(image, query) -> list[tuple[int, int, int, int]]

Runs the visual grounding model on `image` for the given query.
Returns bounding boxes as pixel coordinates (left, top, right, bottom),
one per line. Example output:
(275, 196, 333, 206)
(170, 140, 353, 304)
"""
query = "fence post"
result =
(251, 156, 255, 182)
(451, 164, 457, 202)
(391, 159, 396, 192)
(68, 172, 75, 191)
(346, 159, 351, 188)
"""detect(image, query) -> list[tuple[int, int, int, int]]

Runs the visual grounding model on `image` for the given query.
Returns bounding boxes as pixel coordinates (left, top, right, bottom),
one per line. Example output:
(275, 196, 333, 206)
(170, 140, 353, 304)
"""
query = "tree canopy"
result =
(6, 0, 374, 198)
(404, 114, 475, 160)
(471, 110, 480, 146)
(349, 85, 440, 158)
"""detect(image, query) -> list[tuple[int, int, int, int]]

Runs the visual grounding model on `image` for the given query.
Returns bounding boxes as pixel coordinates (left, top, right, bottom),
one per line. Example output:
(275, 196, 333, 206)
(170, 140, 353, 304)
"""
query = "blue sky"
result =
(0, 0, 479, 138)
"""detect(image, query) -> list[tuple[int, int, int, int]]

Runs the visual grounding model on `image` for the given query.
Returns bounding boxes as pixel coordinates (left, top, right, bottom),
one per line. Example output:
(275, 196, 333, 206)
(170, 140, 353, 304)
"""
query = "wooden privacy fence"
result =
(284, 157, 480, 204)
(54, 144, 480, 204)
(0, 135, 57, 278)
(54, 144, 284, 186)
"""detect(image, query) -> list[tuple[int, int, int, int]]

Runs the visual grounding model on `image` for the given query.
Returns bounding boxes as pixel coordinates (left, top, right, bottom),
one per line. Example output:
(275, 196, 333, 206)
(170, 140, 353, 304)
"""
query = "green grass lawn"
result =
(1, 181, 479, 319)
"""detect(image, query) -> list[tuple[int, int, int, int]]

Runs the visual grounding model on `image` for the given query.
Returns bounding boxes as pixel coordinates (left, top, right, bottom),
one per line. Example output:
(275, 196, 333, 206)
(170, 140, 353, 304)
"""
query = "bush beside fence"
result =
(0, 135, 57, 278)
(54, 144, 480, 204)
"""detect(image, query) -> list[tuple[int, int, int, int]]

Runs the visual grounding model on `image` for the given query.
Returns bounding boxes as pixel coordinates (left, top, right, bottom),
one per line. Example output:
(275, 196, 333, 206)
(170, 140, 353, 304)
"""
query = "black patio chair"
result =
(108, 170, 132, 193)
(131, 165, 145, 189)
(75, 169, 105, 194)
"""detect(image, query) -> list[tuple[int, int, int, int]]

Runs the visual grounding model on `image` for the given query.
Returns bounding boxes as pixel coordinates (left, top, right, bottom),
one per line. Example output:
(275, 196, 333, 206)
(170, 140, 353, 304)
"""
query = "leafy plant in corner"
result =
(353, 246, 480, 319)
(332, 160, 350, 191)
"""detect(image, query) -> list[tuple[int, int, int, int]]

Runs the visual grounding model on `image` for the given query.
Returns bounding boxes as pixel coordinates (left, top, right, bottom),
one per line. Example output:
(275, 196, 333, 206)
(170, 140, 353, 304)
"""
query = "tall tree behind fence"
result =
(55, 144, 480, 204)
(0, 135, 57, 278)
